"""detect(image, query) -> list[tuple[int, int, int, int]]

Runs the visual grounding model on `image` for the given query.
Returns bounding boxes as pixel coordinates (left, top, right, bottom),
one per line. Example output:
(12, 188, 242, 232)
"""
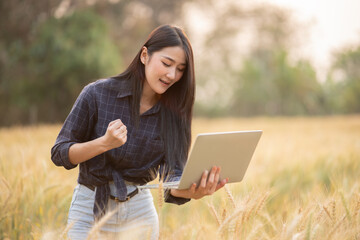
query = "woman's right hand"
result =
(68, 119, 128, 165)
(102, 119, 128, 150)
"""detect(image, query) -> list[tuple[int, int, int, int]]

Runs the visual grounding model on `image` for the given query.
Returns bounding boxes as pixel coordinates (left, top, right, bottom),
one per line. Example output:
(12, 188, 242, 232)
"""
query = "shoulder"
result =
(86, 77, 132, 95)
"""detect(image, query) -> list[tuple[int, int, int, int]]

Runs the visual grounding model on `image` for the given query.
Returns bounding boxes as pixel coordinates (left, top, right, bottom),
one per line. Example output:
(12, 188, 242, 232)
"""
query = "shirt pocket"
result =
(121, 133, 164, 168)
(142, 138, 164, 163)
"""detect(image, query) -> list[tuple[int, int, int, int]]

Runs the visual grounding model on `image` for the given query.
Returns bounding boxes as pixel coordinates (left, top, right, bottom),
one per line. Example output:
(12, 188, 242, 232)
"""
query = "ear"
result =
(140, 46, 148, 64)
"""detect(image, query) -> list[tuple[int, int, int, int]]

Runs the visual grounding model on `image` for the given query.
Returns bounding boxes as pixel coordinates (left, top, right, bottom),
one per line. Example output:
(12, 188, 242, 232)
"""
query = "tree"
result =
(0, 0, 193, 125)
(326, 42, 360, 114)
(1, 8, 121, 125)
(187, 1, 324, 116)
(233, 49, 323, 115)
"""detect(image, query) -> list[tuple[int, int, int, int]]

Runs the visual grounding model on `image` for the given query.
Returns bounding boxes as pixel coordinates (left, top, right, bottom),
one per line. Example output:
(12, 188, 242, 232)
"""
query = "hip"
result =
(67, 183, 159, 239)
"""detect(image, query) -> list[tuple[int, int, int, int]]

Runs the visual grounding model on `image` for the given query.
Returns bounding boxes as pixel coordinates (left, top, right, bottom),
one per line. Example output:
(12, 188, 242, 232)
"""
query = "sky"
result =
(255, 0, 360, 80)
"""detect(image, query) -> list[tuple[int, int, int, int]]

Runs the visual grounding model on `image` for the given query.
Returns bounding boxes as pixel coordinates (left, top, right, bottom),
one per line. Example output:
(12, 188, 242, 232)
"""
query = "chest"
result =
(94, 96, 164, 166)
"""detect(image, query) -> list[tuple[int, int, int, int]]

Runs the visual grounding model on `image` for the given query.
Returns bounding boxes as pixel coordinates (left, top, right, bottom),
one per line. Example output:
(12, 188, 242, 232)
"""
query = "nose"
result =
(166, 67, 176, 80)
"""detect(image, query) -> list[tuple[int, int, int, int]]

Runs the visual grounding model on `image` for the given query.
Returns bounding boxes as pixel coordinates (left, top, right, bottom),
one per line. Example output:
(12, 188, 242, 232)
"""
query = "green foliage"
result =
(231, 49, 323, 116)
(326, 44, 360, 114)
(0, 1, 359, 126)
(29, 9, 120, 121)
(1, 9, 121, 125)
(0, 0, 193, 125)
(193, 2, 326, 117)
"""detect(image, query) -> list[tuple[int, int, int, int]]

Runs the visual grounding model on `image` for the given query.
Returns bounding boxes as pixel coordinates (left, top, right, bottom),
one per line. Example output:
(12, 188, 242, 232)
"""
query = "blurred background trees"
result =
(325, 44, 360, 114)
(191, 1, 325, 116)
(0, 0, 359, 126)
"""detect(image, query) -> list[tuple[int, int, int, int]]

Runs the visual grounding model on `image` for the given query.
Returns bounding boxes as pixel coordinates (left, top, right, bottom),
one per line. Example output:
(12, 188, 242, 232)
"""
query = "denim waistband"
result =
(109, 181, 138, 196)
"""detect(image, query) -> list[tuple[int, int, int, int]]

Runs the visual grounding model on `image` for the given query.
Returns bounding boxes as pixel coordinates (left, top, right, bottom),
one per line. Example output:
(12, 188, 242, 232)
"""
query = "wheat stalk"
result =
(353, 194, 360, 218)
(195, 224, 207, 240)
(304, 213, 312, 240)
(285, 214, 302, 238)
(315, 205, 324, 223)
(234, 216, 243, 239)
(244, 200, 258, 222)
(208, 202, 221, 226)
(217, 205, 245, 235)
(257, 213, 276, 235)
(224, 185, 236, 209)
(86, 207, 119, 240)
(221, 208, 227, 223)
(325, 214, 346, 240)
(279, 223, 287, 240)
(158, 180, 164, 209)
(330, 200, 336, 222)
(59, 221, 74, 240)
(234, 194, 265, 238)
(158, 179, 164, 240)
(298, 207, 312, 233)
(339, 191, 351, 221)
(227, 216, 238, 239)
(254, 191, 269, 215)
(246, 221, 263, 240)
(323, 205, 333, 222)
(0, 176, 12, 210)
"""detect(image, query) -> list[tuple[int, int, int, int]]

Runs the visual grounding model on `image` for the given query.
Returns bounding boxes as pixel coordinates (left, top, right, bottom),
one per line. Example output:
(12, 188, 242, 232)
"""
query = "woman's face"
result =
(141, 46, 186, 96)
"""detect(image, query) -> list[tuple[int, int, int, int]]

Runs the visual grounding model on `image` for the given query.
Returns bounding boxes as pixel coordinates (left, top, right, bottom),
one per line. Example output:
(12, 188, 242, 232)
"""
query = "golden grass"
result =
(1, 115, 360, 239)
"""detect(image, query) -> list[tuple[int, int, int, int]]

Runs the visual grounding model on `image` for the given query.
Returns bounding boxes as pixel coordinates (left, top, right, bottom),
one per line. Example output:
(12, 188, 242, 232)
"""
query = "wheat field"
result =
(0, 116, 359, 239)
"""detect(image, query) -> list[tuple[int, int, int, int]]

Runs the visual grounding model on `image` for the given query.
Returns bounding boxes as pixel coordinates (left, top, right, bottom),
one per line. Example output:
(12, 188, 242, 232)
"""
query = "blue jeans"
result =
(67, 183, 159, 240)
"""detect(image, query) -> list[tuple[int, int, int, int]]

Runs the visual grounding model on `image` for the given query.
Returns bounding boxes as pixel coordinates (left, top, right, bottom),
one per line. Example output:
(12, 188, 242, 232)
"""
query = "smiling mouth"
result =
(159, 79, 170, 85)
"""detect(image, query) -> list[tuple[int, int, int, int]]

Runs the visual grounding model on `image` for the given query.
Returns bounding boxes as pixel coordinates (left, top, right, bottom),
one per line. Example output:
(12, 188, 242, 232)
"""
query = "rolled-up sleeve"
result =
(51, 83, 96, 170)
(160, 162, 191, 205)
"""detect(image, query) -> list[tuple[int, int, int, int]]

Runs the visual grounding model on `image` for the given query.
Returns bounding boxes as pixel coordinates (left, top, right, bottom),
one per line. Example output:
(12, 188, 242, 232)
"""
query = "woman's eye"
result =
(162, 61, 170, 67)
(178, 68, 185, 72)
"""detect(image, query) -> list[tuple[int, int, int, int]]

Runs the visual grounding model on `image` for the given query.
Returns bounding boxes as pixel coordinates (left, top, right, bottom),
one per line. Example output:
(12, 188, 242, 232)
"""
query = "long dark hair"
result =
(115, 25, 195, 173)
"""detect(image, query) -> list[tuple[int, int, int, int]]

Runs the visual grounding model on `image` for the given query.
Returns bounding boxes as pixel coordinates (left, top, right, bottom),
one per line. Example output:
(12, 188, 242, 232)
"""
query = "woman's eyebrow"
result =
(161, 55, 186, 66)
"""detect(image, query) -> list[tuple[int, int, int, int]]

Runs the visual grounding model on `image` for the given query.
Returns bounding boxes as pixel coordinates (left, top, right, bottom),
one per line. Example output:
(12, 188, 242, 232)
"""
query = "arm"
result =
(68, 119, 127, 165)
(51, 83, 126, 168)
(170, 166, 228, 200)
(160, 162, 191, 205)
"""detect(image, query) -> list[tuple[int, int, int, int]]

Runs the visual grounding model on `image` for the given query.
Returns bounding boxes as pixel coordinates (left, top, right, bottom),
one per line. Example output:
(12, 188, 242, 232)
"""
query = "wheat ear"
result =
(354, 194, 360, 217)
(208, 202, 221, 226)
(59, 221, 75, 240)
(158, 179, 164, 240)
(224, 185, 236, 208)
(323, 205, 333, 222)
(158, 179, 164, 209)
(326, 214, 346, 240)
(86, 207, 119, 240)
(339, 191, 351, 221)
(217, 206, 245, 235)
(221, 208, 227, 223)
(244, 198, 259, 222)
(255, 191, 269, 215)
(330, 200, 336, 222)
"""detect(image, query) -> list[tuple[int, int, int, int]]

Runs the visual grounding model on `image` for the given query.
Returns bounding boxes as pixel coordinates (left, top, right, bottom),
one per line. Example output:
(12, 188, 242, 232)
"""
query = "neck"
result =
(141, 82, 160, 108)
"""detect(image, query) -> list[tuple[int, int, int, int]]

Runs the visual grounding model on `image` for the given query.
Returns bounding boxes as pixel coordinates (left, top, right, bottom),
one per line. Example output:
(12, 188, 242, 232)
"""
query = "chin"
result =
(155, 86, 169, 95)
(156, 90, 166, 95)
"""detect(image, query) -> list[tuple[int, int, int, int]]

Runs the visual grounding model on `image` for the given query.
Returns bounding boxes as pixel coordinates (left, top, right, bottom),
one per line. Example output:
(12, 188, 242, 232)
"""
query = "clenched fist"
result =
(103, 119, 128, 150)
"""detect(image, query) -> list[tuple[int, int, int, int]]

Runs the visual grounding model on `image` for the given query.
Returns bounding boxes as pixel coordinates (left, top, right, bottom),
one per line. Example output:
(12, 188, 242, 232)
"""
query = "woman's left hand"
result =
(170, 166, 228, 200)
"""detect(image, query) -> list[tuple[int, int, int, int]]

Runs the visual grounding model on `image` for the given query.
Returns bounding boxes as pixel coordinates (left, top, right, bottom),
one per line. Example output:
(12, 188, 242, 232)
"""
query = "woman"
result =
(51, 24, 228, 239)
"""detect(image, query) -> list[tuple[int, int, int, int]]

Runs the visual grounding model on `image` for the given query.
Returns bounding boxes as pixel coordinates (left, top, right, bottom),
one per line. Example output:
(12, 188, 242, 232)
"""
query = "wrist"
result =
(170, 189, 190, 199)
(98, 136, 112, 152)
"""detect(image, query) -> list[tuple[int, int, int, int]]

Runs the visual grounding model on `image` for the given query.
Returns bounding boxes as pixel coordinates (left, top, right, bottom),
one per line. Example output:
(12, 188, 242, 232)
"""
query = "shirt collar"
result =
(113, 78, 132, 99)
(112, 77, 161, 115)
(142, 101, 161, 116)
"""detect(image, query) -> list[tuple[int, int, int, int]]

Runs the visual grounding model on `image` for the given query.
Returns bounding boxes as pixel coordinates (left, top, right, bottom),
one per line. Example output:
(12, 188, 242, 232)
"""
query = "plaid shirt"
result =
(51, 77, 189, 217)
